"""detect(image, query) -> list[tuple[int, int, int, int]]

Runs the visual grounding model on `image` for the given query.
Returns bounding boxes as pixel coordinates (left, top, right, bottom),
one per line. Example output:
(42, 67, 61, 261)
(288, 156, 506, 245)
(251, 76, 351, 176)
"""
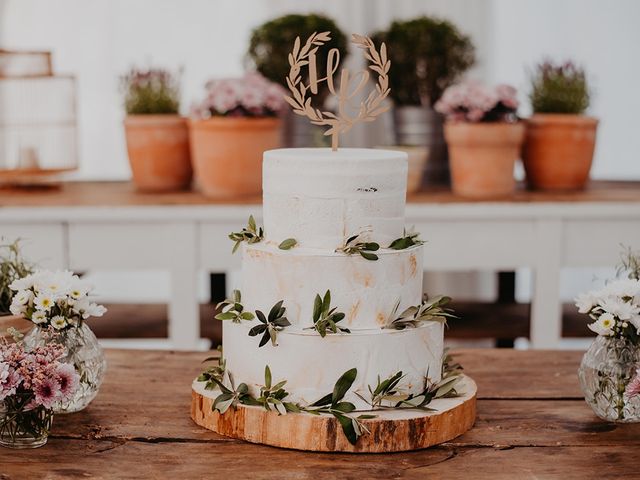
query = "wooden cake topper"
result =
(284, 32, 391, 151)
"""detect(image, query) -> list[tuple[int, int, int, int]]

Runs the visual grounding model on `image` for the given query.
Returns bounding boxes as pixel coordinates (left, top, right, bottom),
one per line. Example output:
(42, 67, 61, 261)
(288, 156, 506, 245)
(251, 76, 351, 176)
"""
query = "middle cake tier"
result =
(242, 243, 423, 331)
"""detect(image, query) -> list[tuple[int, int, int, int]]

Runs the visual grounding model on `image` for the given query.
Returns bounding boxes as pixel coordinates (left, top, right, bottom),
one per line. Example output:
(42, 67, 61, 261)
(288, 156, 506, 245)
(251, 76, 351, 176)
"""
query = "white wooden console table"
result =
(1, 181, 639, 350)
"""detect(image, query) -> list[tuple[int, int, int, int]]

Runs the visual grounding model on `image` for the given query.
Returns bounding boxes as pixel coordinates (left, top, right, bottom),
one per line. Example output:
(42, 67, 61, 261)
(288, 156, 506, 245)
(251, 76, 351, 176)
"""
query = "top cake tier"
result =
(263, 148, 408, 250)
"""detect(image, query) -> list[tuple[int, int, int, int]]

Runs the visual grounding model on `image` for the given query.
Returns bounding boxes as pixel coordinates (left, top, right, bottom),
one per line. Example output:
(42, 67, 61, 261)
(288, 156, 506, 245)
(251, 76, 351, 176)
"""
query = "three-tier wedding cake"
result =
(223, 147, 443, 409)
(192, 31, 475, 452)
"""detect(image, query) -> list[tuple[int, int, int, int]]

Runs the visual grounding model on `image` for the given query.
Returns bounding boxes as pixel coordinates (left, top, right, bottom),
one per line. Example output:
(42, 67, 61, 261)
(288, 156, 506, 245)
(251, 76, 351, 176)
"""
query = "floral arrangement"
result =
(529, 60, 590, 114)
(575, 277, 640, 343)
(121, 67, 181, 115)
(9, 270, 106, 330)
(191, 72, 286, 119)
(0, 336, 80, 445)
(576, 248, 640, 421)
(0, 240, 33, 316)
(435, 81, 519, 123)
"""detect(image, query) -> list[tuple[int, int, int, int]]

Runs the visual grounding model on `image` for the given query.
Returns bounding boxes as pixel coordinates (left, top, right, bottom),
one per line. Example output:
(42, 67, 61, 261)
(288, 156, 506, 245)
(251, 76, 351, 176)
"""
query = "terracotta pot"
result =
(0, 314, 31, 342)
(444, 122, 525, 198)
(189, 117, 282, 198)
(124, 115, 192, 192)
(376, 146, 430, 194)
(523, 114, 598, 191)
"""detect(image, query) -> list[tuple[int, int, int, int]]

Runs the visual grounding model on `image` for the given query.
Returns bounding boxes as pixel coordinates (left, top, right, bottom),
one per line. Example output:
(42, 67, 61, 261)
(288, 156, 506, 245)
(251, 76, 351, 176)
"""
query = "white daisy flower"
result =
(13, 290, 33, 306)
(51, 315, 67, 330)
(9, 301, 26, 316)
(602, 278, 640, 299)
(588, 312, 616, 336)
(598, 297, 639, 321)
(31, 311, 48, 324)
(34, 294, 55, 312)
(9, 276, 34, 291)
(575, 292, 598, 314)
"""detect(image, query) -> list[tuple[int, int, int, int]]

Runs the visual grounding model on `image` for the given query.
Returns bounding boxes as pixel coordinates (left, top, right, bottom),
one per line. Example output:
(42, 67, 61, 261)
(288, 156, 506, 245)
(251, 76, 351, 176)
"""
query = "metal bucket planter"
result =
(393, 106, 449, 186)
(282, 110, 330, 148)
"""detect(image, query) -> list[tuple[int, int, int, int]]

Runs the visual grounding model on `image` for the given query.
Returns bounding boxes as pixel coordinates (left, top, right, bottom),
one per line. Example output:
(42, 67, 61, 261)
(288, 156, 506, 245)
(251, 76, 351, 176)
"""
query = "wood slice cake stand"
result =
(191, 375, 476, 453)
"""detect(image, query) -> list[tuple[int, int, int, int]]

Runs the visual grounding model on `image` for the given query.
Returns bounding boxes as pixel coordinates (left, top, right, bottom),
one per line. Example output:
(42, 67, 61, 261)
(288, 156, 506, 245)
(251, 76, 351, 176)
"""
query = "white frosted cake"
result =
(222, 147, 444, 410)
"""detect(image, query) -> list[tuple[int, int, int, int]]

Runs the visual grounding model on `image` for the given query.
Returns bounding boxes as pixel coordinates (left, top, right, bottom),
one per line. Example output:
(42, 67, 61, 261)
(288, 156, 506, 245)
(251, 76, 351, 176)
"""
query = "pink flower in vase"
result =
(56, 363, 80, 402)
(626, 369, 640, 399)
(34, 377, 62, 409)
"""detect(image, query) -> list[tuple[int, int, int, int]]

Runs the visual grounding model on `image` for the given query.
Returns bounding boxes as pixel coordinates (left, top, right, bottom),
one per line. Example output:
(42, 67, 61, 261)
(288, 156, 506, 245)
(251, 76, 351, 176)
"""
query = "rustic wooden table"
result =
(1, 349, 638, 479)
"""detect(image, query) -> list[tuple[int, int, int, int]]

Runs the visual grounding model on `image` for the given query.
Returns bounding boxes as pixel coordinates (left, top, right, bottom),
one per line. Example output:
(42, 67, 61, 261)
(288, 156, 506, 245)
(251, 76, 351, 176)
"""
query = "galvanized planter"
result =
(393, 106, 449, 186)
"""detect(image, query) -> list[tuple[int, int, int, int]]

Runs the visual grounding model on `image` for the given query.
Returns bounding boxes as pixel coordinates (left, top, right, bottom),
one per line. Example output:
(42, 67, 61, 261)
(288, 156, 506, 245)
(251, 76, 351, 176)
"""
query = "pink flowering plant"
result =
(435, 81, 519, 123)
(0, 333, 80, 446)
(191, 72, 286, 118)
(9, 270, 106, 330)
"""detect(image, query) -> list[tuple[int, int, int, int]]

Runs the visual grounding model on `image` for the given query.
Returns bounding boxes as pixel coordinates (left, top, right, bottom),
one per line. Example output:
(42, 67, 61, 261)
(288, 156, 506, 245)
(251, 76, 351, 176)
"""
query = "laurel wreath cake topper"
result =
(284, 32, 391, 151)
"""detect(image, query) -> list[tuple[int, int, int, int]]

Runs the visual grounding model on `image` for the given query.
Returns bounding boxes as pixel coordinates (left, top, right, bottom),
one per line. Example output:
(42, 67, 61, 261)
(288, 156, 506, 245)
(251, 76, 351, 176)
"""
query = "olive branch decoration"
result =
(284, 32, 391, 151)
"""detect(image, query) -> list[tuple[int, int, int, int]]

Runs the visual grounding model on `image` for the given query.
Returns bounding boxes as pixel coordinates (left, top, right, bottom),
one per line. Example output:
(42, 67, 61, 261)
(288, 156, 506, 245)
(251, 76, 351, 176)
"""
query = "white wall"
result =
(487, 0, 640, 179)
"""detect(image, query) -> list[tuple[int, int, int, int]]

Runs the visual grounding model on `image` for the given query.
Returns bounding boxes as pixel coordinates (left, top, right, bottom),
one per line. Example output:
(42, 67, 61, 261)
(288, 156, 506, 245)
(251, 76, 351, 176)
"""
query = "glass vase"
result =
(25, 323, 107, 413)
(578, 336, 640, 422)
(0, 400, 53, 449)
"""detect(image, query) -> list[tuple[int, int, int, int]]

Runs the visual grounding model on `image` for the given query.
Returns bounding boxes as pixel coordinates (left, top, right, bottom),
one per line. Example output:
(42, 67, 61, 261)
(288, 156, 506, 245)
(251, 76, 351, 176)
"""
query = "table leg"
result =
(530, 219, 563, 349)
(168, 223, 200, 350)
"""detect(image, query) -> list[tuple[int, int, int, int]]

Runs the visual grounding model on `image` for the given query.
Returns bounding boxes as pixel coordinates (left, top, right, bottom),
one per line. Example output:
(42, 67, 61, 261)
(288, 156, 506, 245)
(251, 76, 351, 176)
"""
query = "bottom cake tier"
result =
(222, 321, 444, 410)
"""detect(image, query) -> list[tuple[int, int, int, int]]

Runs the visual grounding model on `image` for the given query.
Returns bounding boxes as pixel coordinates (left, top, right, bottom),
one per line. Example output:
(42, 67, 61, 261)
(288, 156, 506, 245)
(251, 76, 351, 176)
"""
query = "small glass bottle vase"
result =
(25, 323, 107, 414)
(578, 336, 640, 422)
(0, 401, 53, 449)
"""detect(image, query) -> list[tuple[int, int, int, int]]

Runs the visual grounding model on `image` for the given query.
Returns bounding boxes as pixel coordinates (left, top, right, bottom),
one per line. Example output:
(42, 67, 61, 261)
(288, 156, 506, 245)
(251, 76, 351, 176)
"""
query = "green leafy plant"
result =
(336, 234, 380, 261)
(310, 290, 350, 337)
(214, 290, 255, 323)
(355, 371, 406, 410)
(207, 365, 371, 445)
(121, 67, 180, 115)
(229, 215, 264, 253)
(529, 60, 590, 114)
(0, 239, 33, 315)
(372, 17, 474, 107)
(387, 295, 456, 330)
(357, 354, 464, 411)
(207, 371, 255, 414)
(254, 365, 301, 415)
(248, 300, 291, 347)
(197, 349, 227, 386)
(248, 14, 348, 106)
(278, 238, 297, 250)
(305, 368, 374, 445)
(388, 230, 424, 250)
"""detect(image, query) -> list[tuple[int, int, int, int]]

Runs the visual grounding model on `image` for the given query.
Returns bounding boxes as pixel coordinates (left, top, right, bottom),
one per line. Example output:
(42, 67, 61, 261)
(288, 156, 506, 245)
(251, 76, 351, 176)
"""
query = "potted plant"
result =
(247, 13, 348, 147)
(0, 240, 32, 341)
(523, 60, 596, 191)
(10, 270, 107, 413)
(122, 67, 192, 192)
(373, 17, 475, 184)
(189, 72, 285, 198)
(436, 81, 524, 198)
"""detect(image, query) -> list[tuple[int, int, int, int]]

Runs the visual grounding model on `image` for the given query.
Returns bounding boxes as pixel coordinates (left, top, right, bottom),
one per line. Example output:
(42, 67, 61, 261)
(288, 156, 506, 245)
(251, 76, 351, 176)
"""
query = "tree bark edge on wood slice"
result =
(190, 375, 477, 453)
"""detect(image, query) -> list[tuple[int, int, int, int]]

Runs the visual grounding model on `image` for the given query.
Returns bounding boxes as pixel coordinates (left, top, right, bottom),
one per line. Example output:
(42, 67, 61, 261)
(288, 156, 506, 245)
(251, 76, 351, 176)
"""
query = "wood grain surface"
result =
(1, 348, 638, 479)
